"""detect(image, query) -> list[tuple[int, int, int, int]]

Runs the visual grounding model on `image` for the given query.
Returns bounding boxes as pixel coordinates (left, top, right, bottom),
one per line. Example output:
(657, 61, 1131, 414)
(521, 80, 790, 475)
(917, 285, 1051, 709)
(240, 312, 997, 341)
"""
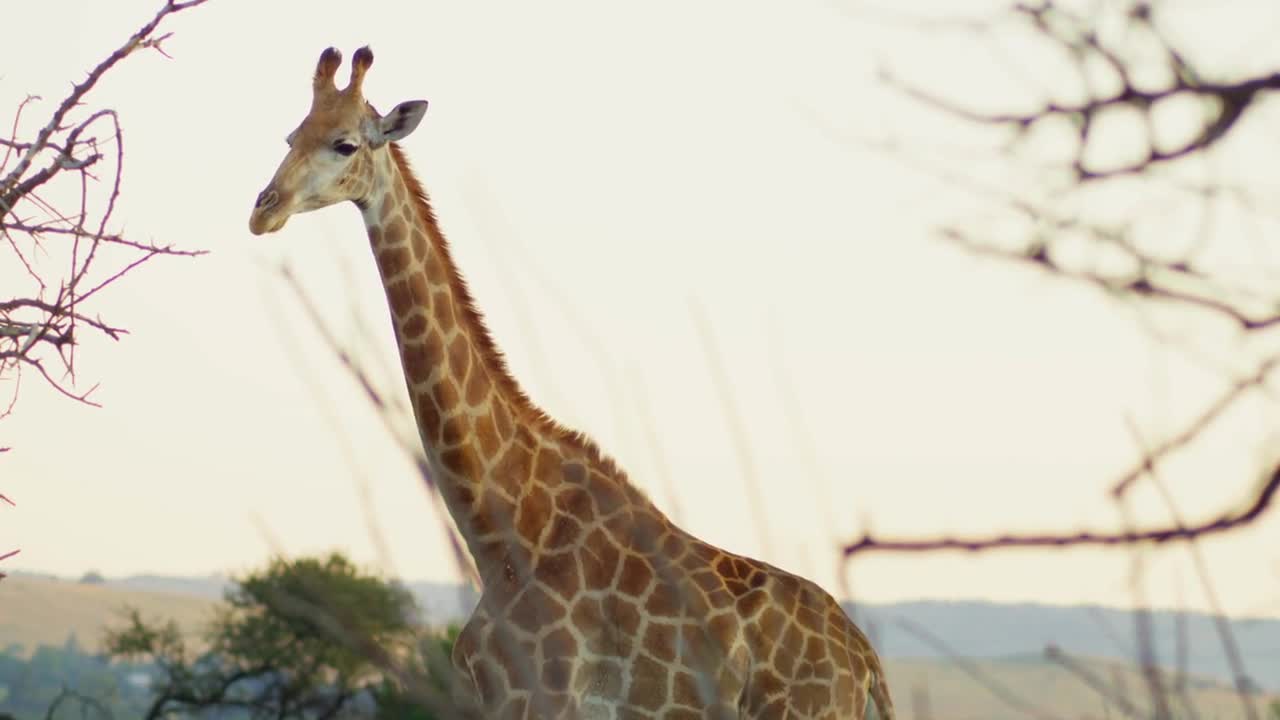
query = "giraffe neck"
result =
(359, 144, 546, 578)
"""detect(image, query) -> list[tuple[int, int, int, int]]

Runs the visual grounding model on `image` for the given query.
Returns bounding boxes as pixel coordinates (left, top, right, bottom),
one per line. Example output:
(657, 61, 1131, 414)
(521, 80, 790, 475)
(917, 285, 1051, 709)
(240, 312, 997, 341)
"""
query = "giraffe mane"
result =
(386, 142, 631, 486)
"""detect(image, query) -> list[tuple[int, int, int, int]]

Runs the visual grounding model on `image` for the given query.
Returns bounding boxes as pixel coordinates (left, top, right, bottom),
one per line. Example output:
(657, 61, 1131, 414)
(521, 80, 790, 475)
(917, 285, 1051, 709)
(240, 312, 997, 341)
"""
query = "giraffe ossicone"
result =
(248, 46, 896, 720)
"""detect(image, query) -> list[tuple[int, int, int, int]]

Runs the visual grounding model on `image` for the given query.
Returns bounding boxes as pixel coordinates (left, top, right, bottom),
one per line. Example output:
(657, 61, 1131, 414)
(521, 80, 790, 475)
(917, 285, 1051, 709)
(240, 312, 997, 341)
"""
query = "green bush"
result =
(104, 551, 429, 719)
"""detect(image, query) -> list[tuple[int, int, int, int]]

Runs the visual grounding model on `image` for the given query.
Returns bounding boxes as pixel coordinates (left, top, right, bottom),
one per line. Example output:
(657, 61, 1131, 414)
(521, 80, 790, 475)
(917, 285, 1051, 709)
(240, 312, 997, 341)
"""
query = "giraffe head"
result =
(248, 46, 428, 235)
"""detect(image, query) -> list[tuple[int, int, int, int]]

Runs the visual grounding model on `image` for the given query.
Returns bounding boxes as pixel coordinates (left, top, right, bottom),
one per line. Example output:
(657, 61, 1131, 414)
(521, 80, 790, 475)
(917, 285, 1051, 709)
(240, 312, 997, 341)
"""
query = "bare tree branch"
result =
(883, 1, 1280, 183)
(0, 0, 212, 579)
(0, 0, 209, 421)
(0, 0, 210, 203)
(842, 0, 1280, 585)
(843, 464, 1279, 557)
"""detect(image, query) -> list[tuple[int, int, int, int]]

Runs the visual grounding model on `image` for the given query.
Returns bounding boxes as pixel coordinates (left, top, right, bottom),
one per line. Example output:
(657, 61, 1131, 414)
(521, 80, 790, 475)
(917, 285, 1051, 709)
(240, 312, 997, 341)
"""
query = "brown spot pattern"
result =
(266, 77, 893, 718)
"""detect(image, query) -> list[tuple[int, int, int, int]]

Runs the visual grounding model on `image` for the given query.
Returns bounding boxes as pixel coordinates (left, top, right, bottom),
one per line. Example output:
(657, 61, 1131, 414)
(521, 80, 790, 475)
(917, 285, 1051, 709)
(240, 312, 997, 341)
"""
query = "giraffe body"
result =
(248, 47, 894, 720)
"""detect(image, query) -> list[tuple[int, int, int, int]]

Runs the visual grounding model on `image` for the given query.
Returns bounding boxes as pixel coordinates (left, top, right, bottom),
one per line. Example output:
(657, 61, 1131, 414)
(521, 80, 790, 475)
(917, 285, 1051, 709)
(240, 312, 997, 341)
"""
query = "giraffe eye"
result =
(333, 141, 359, 157)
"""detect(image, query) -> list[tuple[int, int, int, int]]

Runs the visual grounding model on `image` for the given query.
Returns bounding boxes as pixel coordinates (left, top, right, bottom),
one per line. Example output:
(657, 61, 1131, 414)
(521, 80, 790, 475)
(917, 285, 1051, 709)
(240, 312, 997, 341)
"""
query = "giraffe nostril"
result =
(255, 189, 278, 209)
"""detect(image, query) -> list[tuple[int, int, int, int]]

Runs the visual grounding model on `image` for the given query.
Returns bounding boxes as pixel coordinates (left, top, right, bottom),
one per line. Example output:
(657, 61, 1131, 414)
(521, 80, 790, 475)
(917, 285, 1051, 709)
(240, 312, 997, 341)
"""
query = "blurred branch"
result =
(278, 264, 481, 590)
(876, 0, 1280, 343)
(691, 300, 776, 559)
(252, 575, 462, 718)
(1170, 606, 1203, 720)
(908, 683, 935, 720)
(1045, 644, 1144, 719)
(1110, 355, 1280, 497)
(896, 618, 1063, 720)
(843, 463, 1279, 557)
(845, 0, 1280, 590)
(885, 0, 1280, 183)
(943, 223, 1280, 334)
(43, 686, 115, 720)
(0, 491, 14, 580)
(630, 371, 685, 526)
(1129, 419, 1261, 719)
(1131, 573, 1174, 720)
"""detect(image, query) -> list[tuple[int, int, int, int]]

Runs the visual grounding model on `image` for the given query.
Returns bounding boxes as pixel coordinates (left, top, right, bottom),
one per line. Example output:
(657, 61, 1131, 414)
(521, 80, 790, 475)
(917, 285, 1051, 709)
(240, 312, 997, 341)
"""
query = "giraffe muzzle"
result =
(248, 187, 291, 235)
(254, 189, 279, 210)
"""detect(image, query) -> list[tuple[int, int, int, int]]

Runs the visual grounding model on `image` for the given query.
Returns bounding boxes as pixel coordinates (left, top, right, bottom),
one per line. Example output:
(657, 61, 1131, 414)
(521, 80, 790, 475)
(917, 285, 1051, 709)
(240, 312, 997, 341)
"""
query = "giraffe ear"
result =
(368, 100, 428, 146)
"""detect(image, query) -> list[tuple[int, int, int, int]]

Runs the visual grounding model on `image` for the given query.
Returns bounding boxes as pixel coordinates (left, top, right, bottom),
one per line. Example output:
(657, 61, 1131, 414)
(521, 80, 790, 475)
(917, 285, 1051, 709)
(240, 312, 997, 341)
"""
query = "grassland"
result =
(0, 575, 215, 655)
(884, 656, 1276, 720)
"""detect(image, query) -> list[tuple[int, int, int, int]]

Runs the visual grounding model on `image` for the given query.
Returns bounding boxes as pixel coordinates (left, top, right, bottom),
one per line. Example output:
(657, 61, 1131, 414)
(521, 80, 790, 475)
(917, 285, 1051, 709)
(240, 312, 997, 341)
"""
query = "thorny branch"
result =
(0, 0, 208, 417)
(1, 0, 212, 576)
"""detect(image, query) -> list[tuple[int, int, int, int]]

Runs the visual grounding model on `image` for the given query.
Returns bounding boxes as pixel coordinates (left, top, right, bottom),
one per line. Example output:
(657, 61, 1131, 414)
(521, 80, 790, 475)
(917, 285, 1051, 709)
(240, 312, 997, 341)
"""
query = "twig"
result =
(43, 686, 115, 720)
(1125, 419, 1260, 719)
(882, 1, 1280, 183)
(630, 370, 684, 526)
(943, 228, 1280, 334)
(1044, 644, 1143, 719)
(0, 0, 209, 200)
(278, 264, 480, 590)
(690, 300, 777, 559)
(0, 0, 209, 423)
(896, 618, 1063, 720)
(1111, 355, 1280, 497)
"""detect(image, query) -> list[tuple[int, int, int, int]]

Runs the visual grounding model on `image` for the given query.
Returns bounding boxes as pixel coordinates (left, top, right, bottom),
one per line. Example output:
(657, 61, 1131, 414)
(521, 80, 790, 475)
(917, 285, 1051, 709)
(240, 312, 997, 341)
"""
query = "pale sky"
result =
(3, 0, 1280, 618)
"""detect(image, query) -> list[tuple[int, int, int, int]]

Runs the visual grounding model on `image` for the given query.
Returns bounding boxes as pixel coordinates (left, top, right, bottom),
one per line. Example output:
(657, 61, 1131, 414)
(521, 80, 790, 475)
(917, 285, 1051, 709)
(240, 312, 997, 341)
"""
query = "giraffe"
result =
(248, 47, 895, 720)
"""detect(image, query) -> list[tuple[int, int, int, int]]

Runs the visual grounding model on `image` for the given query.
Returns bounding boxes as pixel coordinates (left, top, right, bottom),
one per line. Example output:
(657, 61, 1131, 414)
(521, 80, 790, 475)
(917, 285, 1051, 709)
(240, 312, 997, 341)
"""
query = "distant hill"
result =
(4, 571, 1278, 699)
(0, 572, 468, 657)
(0, 574, 215, 655)
(97, 572, 477, 627)
(109, 573, 234, 601)
(850, 600, 1280, 693)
